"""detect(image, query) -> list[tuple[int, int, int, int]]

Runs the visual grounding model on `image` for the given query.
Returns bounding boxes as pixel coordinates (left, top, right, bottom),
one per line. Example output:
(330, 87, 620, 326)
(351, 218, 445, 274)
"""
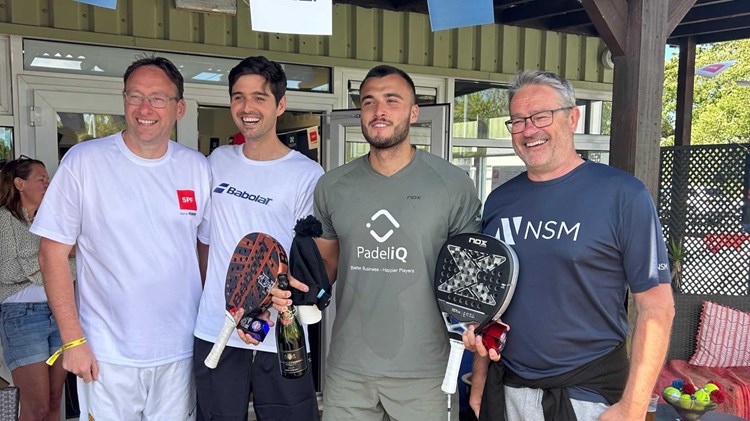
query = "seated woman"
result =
(0, 157, 75, 421)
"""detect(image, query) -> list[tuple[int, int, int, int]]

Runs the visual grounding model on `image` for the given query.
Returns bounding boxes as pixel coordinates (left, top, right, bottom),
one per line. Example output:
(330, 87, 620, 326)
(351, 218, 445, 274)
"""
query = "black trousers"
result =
(193, 337, 320, 421)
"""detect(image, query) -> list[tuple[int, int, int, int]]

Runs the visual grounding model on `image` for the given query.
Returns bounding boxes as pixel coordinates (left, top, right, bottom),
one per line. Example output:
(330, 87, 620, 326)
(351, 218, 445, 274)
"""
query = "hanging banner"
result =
(250, 0, 332, 36)
(75, 0, 117, 9)
(695, 60, 736, 78)
(427, 0, 494, 32)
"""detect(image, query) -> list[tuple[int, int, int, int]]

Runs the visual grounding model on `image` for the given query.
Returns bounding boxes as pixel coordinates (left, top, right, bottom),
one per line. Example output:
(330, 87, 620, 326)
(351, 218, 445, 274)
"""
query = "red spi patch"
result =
(177, 190, 198, 211)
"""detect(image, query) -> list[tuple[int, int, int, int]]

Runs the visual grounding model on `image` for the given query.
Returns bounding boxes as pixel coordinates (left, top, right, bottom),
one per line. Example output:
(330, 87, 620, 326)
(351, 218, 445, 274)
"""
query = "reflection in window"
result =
(452, 146, 525, 202)
(575, 99, 612, 135)
(57, 112, 126, 159)
(453, 81, 510, 140)
(0, 127, 12, 161)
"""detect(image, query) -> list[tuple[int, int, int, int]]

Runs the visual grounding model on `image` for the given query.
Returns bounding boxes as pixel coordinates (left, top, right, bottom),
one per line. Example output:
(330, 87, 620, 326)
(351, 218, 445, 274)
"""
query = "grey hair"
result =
(508, 70, 576, 109)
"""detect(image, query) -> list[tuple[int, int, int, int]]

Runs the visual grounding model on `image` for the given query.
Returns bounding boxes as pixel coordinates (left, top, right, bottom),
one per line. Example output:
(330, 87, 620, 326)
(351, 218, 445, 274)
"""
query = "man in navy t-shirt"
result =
(463, 70, 674, 421)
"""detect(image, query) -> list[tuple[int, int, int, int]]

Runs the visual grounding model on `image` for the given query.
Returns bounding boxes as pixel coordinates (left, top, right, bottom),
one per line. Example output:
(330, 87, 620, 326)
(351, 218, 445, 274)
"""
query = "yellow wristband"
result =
(46, 337, 86, 366)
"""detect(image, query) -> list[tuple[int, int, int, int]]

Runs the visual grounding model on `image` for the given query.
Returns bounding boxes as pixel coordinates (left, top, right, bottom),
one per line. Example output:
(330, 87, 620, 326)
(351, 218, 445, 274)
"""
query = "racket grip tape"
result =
(204, 311, 236, 369)
(441, 339, 465, 394)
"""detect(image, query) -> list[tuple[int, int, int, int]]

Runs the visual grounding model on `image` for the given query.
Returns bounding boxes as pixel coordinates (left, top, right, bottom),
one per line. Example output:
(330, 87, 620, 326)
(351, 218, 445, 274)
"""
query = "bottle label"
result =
(280, 347, 306, 374)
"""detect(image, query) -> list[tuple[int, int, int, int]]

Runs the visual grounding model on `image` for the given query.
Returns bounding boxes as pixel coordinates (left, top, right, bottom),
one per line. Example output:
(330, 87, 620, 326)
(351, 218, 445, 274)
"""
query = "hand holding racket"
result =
(204, 232, 288, 369)
(433, 233, 519, 395)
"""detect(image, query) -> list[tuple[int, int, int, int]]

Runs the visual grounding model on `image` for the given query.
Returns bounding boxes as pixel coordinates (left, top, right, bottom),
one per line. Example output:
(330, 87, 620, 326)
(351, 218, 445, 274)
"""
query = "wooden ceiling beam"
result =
(580, 0, 627, 56)
(497, 0, 582, 24)
(668, 0, 698, 34)
(671, 15, 750, 37)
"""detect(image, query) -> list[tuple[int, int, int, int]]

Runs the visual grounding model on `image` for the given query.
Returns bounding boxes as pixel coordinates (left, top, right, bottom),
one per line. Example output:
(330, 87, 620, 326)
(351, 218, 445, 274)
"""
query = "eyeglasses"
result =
(123, 92, 180, 109)
(504, 107, 573, 134)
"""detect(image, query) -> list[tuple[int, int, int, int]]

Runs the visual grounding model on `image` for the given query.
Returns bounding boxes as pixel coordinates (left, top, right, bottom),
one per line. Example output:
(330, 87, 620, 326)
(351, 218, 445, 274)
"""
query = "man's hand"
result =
(62, 343, 98, 384)
(463, 324, 501, 361)
(232, 307, 274, 346)
(270, 274, 309, 313)
(598, 400, 642, 421)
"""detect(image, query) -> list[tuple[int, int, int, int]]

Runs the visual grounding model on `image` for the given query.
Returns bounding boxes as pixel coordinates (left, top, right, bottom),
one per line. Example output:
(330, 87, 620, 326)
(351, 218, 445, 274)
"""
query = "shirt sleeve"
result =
(30, 163, 82, 245)
(619, 188, 671, 293)
(313, 177, 337, 240)
(448, 174, 482, 237)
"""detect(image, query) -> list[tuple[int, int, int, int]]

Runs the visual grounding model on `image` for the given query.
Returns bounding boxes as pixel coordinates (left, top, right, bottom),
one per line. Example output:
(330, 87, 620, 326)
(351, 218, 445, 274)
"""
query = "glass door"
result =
(30, 89, 198, 175)
(326, 103, 450, 170)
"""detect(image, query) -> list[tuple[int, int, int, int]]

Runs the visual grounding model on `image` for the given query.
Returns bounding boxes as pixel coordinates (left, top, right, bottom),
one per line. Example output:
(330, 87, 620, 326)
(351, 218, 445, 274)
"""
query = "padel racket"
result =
(434, 233, 519, 394)
(204, 232, 288, 369)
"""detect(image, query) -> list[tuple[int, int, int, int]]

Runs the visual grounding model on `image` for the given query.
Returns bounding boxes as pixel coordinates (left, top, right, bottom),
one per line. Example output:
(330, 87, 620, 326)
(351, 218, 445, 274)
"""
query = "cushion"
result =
(689, 301, 750, 367)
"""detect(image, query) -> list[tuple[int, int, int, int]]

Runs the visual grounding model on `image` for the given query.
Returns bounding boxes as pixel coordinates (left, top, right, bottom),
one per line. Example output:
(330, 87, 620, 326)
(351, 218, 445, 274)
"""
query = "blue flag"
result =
(75, 0, 117, 9)
(427, 0, 494, 31)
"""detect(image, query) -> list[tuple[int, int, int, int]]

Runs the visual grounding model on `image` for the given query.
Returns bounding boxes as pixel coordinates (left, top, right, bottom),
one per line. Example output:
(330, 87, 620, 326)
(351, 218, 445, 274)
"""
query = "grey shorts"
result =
(322, 365, 458, 421)
(503, 386, 609, 421)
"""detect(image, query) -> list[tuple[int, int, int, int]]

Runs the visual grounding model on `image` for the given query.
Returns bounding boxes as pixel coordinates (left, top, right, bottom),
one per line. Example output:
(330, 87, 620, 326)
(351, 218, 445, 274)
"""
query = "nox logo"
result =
(213, 182, 273, 206)
(438, 245, 506, 306)
(468, 237, 487, 247)
(366, 209, 400, 243)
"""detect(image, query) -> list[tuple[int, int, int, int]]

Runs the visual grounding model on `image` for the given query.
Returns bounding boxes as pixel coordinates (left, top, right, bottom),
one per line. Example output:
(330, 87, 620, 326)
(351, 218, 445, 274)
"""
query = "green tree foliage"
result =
(453, 88, 509, 124)
(662, 39, 750, 146)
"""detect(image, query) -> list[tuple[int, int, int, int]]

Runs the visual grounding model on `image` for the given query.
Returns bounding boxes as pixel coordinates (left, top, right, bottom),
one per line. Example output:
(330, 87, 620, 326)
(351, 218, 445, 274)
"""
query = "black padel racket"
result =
(204, 232, 288, 369)
(434, 233, 519, 394)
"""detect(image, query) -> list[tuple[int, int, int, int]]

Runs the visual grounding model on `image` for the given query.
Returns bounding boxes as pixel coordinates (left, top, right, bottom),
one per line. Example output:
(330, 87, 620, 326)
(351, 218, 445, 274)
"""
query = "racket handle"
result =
(441, 339, 465, 394)
(204, 311, 235, 369)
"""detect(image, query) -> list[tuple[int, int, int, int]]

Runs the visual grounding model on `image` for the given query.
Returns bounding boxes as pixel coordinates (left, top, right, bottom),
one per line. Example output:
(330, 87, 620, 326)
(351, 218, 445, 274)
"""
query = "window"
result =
(453, 80, 510, 140)
(24, 39, 331, 93)
(0, 127, 12, 161)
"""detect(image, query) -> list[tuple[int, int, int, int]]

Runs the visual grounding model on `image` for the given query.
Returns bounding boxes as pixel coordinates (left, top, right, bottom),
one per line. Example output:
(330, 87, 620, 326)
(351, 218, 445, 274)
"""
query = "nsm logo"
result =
(213, 183, 273, 205)
(358, 209, 408, 263)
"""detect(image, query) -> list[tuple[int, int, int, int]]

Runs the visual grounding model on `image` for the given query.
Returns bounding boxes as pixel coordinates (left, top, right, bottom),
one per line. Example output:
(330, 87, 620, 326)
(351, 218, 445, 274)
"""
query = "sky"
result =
(666, 45, 679, 61)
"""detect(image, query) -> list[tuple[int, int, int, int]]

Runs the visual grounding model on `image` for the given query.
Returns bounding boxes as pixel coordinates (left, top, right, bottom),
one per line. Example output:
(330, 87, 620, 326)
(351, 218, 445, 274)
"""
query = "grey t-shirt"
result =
(314, 149, 481, 378)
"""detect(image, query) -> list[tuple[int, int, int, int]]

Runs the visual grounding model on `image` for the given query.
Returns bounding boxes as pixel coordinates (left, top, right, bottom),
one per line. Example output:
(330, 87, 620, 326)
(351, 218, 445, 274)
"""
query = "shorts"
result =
(77, 358, 196, 421)
(322, 365, 458, 421)
(0, 302, 62, 371)
(499, 386, 609, 421)
(193, 337, 319, 421)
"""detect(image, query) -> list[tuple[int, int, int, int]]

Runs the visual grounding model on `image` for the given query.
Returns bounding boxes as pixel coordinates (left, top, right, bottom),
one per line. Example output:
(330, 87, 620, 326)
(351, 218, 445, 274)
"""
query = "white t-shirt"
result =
(31, 132, 211, 367)
(194, 145, 323, 353)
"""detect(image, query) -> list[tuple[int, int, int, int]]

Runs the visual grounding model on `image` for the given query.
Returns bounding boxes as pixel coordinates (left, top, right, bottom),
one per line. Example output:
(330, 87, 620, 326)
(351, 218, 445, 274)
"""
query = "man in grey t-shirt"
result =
(307, 65, 480, 420)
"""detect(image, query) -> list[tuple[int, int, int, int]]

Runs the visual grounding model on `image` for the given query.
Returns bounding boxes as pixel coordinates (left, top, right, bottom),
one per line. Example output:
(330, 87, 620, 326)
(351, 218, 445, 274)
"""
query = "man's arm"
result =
(470, 353, 490, 418)
(39, 237, 98, 383)
(314, 237, 339, 284)
(197, 241, 209, 287)
(600, 283, 674, 420)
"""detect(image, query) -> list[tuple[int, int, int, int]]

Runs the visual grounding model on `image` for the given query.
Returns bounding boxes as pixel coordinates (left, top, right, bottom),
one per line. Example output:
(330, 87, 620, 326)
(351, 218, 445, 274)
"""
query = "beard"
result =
(361, 118, 410, 150)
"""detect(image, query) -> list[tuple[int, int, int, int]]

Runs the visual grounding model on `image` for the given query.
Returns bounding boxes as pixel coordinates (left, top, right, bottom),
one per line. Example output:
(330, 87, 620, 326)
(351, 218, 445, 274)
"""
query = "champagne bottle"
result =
(276, 274, 308, 379)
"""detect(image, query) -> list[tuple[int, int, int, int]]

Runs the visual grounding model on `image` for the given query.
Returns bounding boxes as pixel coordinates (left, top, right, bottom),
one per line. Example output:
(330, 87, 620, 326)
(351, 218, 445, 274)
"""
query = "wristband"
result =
(46, 337, 87, 366)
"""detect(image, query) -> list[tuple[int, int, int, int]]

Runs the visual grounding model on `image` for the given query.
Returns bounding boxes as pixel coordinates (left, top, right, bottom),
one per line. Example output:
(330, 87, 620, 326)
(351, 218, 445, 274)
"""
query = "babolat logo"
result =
(213, 183, 273, 205)
(468, 237, 487, 247)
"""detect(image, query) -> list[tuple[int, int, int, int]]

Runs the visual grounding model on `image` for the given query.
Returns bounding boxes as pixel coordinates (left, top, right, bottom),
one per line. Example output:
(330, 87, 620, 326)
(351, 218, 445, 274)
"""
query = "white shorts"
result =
(77, 358, 196, 421)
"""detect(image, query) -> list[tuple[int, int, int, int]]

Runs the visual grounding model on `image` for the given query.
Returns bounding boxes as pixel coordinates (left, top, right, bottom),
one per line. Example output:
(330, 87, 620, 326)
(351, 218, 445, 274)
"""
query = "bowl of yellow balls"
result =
(662, 379, 725, 421)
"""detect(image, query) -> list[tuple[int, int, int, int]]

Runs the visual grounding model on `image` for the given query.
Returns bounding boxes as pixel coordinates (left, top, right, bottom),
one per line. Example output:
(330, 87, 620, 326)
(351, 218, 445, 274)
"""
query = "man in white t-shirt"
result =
(192, 56, 323, 421)
(32, 57, 211, 420)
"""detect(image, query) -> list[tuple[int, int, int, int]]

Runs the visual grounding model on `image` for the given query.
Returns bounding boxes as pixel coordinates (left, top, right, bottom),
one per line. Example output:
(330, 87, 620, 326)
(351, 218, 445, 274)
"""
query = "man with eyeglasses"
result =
(32, 56, 210, 420)
(463, 70, 674, 421)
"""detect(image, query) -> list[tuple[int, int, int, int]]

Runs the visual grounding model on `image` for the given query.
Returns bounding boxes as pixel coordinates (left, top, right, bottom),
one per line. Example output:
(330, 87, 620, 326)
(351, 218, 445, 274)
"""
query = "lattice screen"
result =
(658, 144, 749, 295)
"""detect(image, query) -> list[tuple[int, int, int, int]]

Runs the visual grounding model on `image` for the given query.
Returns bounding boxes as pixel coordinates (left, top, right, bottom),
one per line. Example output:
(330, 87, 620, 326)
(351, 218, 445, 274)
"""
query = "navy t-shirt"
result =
(482, 161, 670, 398)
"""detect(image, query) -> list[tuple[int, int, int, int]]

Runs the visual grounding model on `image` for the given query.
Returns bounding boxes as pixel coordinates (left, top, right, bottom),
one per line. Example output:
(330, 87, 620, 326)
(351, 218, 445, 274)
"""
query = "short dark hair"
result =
(0, 156, 46, 223)
(360, 65, 416, 103)
(123, 56, 184, 99)
(228, 56, 287, 104)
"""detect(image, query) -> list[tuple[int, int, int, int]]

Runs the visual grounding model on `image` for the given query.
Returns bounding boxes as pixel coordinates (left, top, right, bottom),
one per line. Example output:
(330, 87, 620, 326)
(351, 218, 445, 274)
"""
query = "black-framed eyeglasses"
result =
(17, 154, 31, 160)
(504, 107, 573, 134)
(123, 92, 180, 109)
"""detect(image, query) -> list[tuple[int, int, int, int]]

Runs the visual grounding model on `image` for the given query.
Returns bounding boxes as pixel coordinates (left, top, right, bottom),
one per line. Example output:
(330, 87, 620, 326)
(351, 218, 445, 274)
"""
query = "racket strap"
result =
(47, 337, 87, 365)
